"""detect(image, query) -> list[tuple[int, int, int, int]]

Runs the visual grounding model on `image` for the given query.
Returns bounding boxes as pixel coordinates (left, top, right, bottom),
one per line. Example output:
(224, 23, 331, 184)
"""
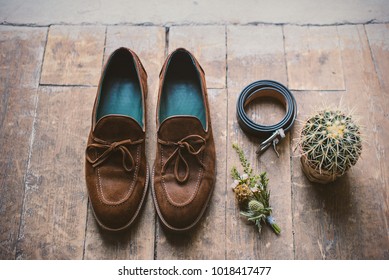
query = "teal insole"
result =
(96, 52, 143, 127)
(96, 72, 143, 126)
(160, 80, 205, 128)
(159, 51, 207, 129)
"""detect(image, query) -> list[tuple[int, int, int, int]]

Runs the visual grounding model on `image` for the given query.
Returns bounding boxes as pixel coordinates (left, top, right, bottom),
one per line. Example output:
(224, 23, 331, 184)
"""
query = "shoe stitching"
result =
(160, 143, 204, 208)
(151, 160, 214, 232)
(96, 145, 140, 207)
(91, 164, 149, 231)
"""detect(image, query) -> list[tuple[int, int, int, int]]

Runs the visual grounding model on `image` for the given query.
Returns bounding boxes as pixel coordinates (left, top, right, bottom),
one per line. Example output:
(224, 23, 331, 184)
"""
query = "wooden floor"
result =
(0, 23, 388, 260)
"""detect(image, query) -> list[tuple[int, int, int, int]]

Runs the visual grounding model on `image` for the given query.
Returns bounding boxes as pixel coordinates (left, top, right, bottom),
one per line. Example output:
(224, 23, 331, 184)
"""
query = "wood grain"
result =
(338, 25, 389, 258)
(226, 25, 293, 259)
(292, 25, 389, 260)
(155, 26, 227, 260)
(40, 25, 105, 86)
(365, 26, 389, 254)
(365, 24, 389, 93)
(284, 26, 345, 91)
(16, 87, 94, 259)
(290, 90, 360, 260)
(1, 23, 388, 260)
(83, 26, 166, 260)
(0, 26, 47, 89)
(0, 87, 38, 259)
(0, 26, 46, 259)
(168, 26, 226, 89)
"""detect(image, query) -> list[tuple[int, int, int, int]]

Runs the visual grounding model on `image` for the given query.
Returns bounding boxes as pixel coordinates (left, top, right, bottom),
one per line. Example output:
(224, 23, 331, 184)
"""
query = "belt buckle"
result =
(256, 128, 285, 157)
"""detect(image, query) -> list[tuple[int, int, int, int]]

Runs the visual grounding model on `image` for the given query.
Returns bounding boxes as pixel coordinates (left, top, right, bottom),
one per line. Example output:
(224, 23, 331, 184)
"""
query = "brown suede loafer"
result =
(152, 48, 216, 232)
(85, 48, 149, 231)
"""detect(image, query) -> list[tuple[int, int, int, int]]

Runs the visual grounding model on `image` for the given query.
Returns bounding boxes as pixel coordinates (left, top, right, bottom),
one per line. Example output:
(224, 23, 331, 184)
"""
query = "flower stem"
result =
(266, 216, 281, 235)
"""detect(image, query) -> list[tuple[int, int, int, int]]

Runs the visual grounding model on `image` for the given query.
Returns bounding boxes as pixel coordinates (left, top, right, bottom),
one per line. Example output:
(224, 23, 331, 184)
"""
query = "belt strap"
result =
(236, 80, 297, 156)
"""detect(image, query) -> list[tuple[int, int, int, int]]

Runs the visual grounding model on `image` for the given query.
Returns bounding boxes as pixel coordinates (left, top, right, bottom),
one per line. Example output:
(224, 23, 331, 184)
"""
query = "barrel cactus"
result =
(299, 110, 362, 184)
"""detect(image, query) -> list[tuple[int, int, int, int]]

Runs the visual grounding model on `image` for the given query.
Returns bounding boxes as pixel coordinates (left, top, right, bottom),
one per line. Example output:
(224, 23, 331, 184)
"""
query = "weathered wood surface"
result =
(40, 25, 106, 86)
(16, 87, 95, 259)
(366, 24, 389, 93)
(338, 25, 389, 258)
(284, 26, 345, 91)
(226, 25, 293, 259)
(364, 25, 389, 255)
(155, 26, 227, 260)
(0, 26, 47, 260)
(290, 90, 354, 259)
(0, 23, 388, 260)
(334, 25, 389, 259)
(168, 26, 226, 89)
(84, 26, 166, 260)
(286, 24, 353, 260)
(0, 26, 47, 89)
(291, 24, 389, 259)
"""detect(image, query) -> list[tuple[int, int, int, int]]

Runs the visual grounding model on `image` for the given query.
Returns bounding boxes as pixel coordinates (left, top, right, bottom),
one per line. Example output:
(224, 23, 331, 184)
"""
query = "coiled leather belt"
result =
(236, 80, 297, 156)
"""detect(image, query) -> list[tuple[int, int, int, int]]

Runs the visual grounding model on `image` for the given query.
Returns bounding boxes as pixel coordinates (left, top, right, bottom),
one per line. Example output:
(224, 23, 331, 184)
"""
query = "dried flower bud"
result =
(233, 184, 253, 203)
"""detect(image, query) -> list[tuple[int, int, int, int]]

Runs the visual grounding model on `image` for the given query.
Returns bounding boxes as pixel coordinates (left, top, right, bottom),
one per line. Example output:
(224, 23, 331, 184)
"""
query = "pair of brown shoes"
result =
(85, 47, 216, 232)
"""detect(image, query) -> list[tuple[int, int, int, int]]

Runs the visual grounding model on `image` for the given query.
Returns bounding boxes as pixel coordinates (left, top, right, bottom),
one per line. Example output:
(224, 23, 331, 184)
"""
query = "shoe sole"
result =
(89, 164, 150, 232)
(151, 165, 215, 232)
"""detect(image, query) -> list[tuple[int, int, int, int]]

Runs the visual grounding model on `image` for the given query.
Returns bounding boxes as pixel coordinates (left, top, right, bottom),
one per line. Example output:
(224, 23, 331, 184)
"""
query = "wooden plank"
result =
(290, 90, 362, 260)
(16, 87, 95, 259)
(155, 89, 227, 260)
(228, 26, 287, 88)
(0, 26, 46, 88)
(338, 25, 388, 258)
(292, 25, 389, 259)
(155, 26, 227, 260)
(83, 26, 165, 260)
(339, 25, 389, 259)
(0, 26, 46, 259)
(365, 26, 389, 249)
(365, 24, 389, 93)
(284, 26, 345, 91)
(0, 87, 38, 259)
(168, 26, 226, 89)
(40, 25, 105, 86)
(226, 25, 293, 259)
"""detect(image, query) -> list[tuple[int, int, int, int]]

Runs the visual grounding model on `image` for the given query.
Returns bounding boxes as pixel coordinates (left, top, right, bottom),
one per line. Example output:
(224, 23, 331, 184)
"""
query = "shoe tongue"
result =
(158, 116, 206, 141)
(94, 115, 143, 142)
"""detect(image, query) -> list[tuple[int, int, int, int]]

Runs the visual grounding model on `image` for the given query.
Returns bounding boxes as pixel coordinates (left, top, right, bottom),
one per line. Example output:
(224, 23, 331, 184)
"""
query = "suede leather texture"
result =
(152, 48, 216, 232)
(85, 48, 148, 231)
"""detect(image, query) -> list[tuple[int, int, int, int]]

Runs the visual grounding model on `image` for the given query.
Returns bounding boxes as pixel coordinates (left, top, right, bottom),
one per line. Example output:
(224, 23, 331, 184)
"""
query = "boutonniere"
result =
(231, 144, 281, 235)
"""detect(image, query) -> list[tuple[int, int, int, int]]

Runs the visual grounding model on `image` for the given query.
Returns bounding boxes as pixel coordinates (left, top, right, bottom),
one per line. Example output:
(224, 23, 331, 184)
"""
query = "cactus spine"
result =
(300, 110, 362, 183)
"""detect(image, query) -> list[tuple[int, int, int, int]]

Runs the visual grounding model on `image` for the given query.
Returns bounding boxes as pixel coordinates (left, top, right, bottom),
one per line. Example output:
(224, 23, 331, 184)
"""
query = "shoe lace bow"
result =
(86, 135, 143, 172)
(158, 134, 206, 184)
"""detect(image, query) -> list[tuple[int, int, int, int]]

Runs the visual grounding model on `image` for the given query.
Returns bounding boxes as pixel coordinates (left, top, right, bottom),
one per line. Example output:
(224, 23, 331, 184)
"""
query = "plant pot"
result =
(300, 154, 339, 184)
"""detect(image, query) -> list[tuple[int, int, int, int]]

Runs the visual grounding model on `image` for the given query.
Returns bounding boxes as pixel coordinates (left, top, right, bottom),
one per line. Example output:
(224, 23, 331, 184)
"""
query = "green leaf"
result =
(231, 143, 280, 237)
(248, 214, 265, 221)
(232, 143, 253, 177)
(230, 166, 241, 180)
(240, 211, 253, 217)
